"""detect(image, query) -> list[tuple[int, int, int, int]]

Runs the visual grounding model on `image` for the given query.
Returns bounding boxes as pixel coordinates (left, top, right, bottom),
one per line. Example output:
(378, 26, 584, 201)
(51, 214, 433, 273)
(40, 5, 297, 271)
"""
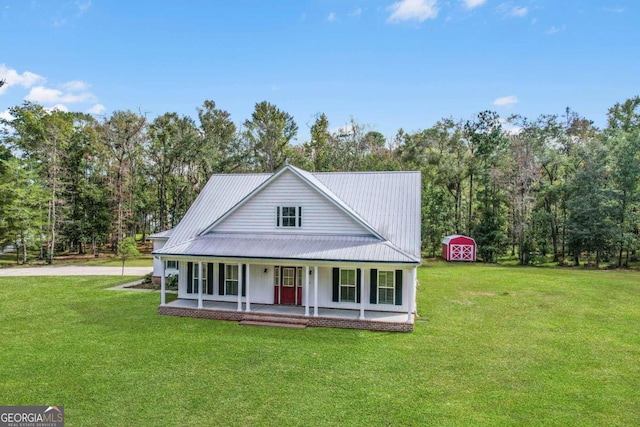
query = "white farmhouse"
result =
(154, 164, 421, 331)
(147, 229, 177, 283)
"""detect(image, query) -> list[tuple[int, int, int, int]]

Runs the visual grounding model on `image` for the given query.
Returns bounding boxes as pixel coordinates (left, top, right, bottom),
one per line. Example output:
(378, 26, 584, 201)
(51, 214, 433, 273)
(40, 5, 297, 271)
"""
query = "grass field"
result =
(1, 263, 638, 426)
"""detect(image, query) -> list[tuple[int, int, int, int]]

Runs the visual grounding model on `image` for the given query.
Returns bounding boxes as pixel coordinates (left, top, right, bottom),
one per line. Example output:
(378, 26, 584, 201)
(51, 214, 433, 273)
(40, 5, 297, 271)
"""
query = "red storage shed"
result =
(442, 235, 476, 262)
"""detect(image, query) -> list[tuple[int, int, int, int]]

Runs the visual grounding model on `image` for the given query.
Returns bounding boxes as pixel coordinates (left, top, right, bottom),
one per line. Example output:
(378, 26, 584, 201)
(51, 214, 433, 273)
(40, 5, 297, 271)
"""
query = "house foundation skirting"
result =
(158, 305, 414, 332)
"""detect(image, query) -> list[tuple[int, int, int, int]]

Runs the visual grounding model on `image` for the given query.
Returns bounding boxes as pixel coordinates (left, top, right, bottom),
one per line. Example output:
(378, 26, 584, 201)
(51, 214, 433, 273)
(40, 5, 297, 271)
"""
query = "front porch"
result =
(159, 299, 414, 332)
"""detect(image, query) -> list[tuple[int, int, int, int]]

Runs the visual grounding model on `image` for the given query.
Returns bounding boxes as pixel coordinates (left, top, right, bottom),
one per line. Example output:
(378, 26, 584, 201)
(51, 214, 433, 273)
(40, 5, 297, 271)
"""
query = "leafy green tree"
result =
(197, 100, 244, 175)
(466, 111, 509, 262)
(566, 139, 616, 267)
(605, 97, 640, 266)
(148, 113, 193, 231)
(504, 116, 545, 264)
(304, 113, 333, 171)
(243, 101, 298, 172)
(0, 157, 48, 263)
(3, 103, 76, 262)
(117, 236, 140, 276)
(97, 111, 146, 252)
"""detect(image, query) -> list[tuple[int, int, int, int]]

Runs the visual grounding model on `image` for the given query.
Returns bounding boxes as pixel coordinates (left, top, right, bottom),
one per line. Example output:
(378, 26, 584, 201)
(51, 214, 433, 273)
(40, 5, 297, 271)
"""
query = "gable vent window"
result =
(277, 206, 302, 228)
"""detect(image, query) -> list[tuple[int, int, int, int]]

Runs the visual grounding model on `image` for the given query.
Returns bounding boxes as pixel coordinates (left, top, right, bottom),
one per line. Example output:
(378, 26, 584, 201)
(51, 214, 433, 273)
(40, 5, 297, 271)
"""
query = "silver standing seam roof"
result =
(147, 229, 174, 240)
(155, 165, 422, 264)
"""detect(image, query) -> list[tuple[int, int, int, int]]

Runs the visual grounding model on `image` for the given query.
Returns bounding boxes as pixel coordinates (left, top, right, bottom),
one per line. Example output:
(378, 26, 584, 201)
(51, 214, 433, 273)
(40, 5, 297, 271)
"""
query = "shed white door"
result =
(450, 244, 474, 261)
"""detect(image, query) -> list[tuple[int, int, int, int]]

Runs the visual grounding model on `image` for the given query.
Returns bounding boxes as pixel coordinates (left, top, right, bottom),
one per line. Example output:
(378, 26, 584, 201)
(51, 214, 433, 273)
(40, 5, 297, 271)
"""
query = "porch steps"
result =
(239, 314, 308, 329)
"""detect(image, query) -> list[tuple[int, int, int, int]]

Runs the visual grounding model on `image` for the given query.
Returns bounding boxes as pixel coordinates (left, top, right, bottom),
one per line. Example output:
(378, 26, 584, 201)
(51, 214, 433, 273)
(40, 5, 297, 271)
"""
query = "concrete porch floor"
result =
(160, 299, 414, 331)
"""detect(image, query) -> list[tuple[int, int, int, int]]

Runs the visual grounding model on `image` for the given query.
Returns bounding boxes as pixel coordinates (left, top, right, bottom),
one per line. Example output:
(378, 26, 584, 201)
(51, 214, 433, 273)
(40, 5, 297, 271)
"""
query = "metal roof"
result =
(155, 233, 419, 264)
(442, 235, 475, 245)
(314, 170, 422, 257)
(165, 173, 270, 247)
(160, 165, 421, 264)
(147, 229, 174, 240)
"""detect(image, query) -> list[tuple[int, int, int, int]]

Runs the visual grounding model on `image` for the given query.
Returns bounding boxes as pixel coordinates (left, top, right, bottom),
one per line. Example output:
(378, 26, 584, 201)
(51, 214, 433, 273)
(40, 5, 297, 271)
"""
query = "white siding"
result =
(177, 261, 274, 304)
(176, 260, 412, 314)
(152, 240, 165, 277)
(213, 169, 369, 236)
(314, 266, 410, 313)
(153, 240, 178, 278)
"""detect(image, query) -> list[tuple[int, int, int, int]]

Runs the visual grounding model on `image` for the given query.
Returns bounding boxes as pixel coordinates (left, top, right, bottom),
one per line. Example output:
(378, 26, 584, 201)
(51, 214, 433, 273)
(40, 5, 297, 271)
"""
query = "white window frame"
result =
(191, 263, 207, 294)
(225, 264, 239, 296)
(282, 267, 295, 287)
(166, 260, 178, 270)
(277, 206, 302, 228)
(378, 270, 395, 305)
(339, 268, 356, 303)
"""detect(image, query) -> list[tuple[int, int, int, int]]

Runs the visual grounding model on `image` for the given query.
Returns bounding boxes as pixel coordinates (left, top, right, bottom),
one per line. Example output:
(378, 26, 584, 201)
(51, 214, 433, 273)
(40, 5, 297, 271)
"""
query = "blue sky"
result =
(1, 0, 638, 141)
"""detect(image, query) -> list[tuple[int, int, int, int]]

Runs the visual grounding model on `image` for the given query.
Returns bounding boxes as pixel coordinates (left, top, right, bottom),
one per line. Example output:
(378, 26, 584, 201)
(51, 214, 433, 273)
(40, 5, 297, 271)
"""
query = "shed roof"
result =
(442, 235, 476, 245)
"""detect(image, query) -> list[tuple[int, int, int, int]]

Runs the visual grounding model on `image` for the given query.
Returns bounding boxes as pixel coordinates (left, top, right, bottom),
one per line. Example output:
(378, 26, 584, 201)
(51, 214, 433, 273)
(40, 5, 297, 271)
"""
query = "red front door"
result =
(280, 267, 297, 304)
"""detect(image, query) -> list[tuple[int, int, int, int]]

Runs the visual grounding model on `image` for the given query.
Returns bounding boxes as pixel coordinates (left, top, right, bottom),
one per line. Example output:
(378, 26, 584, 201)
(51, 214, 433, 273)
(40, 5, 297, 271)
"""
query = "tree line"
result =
(1, 97, 638, 267)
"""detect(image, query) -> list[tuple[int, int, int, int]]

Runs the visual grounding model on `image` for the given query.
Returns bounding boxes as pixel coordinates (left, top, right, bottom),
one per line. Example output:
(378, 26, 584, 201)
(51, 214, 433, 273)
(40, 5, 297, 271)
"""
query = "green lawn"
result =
(1, 263, 639, 426)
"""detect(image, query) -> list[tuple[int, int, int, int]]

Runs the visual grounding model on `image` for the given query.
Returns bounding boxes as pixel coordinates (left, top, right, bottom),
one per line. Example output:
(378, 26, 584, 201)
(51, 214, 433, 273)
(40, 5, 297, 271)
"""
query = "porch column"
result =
(160, 258, 166, 306)
(359, 268, 365, 320)
(304, 266, 310, 316)
(197, 261, 203, 309)
(245, 263, 251, 312)
(407, 267, 416, 323)
(313, 266, 318, 317)
(237, 262, 243, 312)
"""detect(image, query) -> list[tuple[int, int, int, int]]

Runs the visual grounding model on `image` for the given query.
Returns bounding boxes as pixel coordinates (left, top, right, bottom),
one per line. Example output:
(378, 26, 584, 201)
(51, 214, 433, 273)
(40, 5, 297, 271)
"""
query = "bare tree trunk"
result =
(48, 139, 58, 264)
(467, 173, 473, 235)
(618, 194, 626, 268)
(21, 234, 27, 264)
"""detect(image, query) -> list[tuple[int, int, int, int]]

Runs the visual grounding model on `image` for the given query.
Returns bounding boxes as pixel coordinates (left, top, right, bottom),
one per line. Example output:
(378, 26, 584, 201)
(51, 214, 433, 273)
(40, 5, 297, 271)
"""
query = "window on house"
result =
(166, 260, 178, 270)
(274, 265, 280, 286)
(277, 206, 302, 227)
(190, 264, 207, 294)
(282, 267, 295, 287)
(340, 269, 356, 302)
(225, 264, 239, 296)
(378, 270, 395, 304)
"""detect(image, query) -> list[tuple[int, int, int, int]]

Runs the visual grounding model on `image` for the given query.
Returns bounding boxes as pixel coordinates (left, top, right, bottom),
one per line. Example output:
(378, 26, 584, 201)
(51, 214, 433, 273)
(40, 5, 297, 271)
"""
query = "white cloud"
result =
(53, 19, 67, 27)
(546, 25, 565, 34)
(327, 12, 336, 22)
(61, 80, 90, 91)
(387, 0, 438, 23)
(76, 0, 91, 13)
(350, 8, 362, 17)
(0, 109, 13, 132)
(0, 109, 13, 122)
(462, 0, 487, 10)
(25, 86, 97, 104)
(510, 6, 527, 17)
(0, 64, 45, 95)
(500, 118, 522, 135)
(87, 103, 106, 115)
(46, 104, 69, 113)
(493, 95, 518, 108)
